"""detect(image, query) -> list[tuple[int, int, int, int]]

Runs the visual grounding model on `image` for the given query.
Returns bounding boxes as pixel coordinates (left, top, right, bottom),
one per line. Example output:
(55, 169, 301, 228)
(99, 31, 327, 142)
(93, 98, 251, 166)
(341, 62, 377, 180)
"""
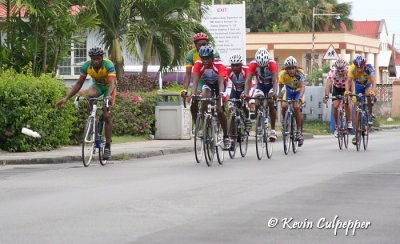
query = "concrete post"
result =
(374, 53, 380, 84)
(391, 80, 400, 117)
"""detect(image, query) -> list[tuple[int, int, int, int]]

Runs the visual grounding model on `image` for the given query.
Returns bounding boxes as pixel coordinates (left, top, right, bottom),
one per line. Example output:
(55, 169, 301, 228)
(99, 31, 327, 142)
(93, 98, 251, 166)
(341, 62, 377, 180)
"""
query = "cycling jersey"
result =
(226, 66, 249, 92)
(347, 64, 375, 85)
(278, 68, 306, 90)
(192, 60, 226, 85)
(248, 60, 278, 84)
(327, 66, 348, 89)
(80, 59, 116, 85)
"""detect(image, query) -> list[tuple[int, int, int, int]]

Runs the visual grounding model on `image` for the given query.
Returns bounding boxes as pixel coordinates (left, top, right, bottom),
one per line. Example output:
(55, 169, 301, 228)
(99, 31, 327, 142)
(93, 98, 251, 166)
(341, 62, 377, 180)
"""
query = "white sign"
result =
(201, 3, 246, 65)
(323, 44, 339, 60)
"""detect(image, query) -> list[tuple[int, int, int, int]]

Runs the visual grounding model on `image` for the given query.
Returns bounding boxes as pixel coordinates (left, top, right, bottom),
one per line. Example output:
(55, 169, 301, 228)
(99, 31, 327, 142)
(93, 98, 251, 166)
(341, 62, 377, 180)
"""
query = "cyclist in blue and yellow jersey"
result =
(345, 54, 376, 145)
(278, 56, 306, 146)
(181, 32, 220, 123)
(55, 47, 116, 159)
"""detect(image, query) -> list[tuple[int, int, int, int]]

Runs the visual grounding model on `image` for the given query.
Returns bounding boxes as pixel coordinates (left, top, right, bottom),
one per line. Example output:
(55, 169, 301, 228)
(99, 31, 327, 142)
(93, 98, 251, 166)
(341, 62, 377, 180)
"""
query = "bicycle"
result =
(279, 99, 300, 155)
(253, 96, 274, 160)
(74, 95, 110, 167)
(332, 95, 350, 150)
(227, 98, 250, 159)
(202, 92, 225, 166)
(350, 93, 372, 151)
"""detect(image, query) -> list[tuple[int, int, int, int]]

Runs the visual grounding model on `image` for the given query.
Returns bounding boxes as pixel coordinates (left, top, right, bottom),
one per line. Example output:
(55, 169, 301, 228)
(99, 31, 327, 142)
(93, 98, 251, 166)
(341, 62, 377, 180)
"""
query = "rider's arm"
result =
(192, 74, 200, 95)
(65, 75, 86, 101)
(370, 74, 377, 92)
(345, 77, 352, 94)
(183, 67, 192, 91)
(269, 61, 279, 96)
(299, 82, 306, 99)
(325, 78, 332, 97)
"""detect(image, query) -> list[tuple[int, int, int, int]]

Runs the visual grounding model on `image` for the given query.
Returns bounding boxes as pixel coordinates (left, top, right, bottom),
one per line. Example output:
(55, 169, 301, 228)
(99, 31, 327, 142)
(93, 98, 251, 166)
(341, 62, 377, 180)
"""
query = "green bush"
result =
(0, 69, 76, 152)
(112, 91, 157, 136)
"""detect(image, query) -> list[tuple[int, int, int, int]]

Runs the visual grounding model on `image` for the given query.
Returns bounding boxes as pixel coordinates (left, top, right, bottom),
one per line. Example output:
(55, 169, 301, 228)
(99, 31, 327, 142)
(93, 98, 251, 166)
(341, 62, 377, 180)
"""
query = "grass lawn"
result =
(377, 117, 400, 126)
(112, 135, 149, 144)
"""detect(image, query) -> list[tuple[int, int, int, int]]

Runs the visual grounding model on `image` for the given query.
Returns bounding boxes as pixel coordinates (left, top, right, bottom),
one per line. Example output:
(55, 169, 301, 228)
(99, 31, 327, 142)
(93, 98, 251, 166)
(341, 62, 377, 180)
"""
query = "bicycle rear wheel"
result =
(228, 115, 237, 159)
(194, 115, 204, 163)
(204, 117, 215, 167)
(282, 112, 291, 155)
(82, 117, 95, 167)
(255, 112, 265, 160)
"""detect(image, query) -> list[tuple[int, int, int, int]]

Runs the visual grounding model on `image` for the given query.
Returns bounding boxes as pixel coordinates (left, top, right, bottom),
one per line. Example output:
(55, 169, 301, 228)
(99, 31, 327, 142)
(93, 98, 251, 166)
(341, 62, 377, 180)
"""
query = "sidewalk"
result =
(0, 140, 193, 165)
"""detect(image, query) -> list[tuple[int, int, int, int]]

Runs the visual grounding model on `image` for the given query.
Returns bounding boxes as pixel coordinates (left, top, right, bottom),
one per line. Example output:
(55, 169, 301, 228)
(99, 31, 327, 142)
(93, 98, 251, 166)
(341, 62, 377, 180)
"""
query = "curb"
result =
(1, 147, 194, 166)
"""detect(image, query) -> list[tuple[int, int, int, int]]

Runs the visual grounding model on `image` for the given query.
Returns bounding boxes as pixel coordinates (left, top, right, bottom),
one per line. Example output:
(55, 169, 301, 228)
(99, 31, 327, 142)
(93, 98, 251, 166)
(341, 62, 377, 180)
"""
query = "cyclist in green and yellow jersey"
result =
(55, 47, 117, 159)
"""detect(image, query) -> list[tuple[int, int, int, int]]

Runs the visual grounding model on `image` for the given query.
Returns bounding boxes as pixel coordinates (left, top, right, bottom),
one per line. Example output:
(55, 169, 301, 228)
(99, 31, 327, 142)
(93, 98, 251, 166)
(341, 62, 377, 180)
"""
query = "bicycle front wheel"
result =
(255, 112, 265, 160)
(215, 121, 224, 165)
(82, 117, 95, 167)
(204, 117, 215, 167)
(194, 115, 204, 163)
(355, 113, 362, 151)
(362, 113, 369, 150)
(238, 117, 249, 157)
(282, 112, 291, 155)
(291, 115, 299, 154)
(337, 112, 344, 150)
(228, 115, 237, 159)
(264, 115, 273, 159)
(98, 121, 107, 166)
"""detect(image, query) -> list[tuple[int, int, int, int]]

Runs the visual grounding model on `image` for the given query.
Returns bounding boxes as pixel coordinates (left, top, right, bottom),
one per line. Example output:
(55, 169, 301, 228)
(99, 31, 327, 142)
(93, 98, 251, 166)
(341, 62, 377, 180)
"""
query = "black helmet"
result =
(88, 47, 104, 57)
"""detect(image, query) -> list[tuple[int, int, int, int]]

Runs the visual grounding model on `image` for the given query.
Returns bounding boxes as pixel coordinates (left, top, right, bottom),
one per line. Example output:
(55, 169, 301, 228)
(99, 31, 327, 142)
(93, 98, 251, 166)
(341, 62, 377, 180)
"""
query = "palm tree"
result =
(125, 0, 209, 74)
(92, 0, 127, 82)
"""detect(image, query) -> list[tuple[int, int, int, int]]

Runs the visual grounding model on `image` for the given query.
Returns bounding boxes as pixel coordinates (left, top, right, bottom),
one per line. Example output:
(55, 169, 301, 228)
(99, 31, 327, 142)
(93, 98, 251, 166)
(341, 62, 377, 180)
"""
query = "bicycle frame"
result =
(74, 95, 110, 167)
(350, 93, 370, 151)
(280, 99, 300, 155)
(228, 98, 250, 158)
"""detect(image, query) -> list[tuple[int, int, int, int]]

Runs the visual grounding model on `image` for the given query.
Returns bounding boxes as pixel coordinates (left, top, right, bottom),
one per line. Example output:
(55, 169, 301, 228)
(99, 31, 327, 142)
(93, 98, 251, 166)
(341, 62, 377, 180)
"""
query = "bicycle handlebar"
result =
(74, 95, 110, 109)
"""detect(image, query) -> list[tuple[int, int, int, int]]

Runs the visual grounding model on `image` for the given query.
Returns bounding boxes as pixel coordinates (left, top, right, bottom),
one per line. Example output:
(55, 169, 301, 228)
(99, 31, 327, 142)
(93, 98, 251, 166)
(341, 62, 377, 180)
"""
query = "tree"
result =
(125, 0, 209, 75)
(245, 0, 352, 33)
(0, 0, 98, 75)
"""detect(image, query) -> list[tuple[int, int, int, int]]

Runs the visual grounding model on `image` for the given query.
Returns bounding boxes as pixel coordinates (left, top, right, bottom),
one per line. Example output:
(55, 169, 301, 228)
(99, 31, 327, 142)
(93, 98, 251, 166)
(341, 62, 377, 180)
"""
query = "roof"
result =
(388, 44, 400, 65)
(350, 21, 382, 38)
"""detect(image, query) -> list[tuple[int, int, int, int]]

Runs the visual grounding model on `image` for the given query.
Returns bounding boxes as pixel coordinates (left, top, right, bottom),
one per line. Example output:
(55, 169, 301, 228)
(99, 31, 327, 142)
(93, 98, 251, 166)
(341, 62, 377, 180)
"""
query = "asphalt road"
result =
(1, 129, 399, 244)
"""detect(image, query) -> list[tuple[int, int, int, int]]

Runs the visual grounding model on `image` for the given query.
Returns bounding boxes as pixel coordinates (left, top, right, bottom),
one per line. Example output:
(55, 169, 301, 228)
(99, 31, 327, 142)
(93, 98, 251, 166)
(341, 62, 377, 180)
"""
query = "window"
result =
(58, 40, 87, 77)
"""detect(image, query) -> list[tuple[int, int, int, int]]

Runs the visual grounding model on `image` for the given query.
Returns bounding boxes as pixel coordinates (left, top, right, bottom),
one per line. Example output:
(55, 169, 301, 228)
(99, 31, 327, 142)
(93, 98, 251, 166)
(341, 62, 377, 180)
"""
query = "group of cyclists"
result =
(181, 32, 310, 152)
(54, 31, 377, 161)
(182, 32, 377, 154)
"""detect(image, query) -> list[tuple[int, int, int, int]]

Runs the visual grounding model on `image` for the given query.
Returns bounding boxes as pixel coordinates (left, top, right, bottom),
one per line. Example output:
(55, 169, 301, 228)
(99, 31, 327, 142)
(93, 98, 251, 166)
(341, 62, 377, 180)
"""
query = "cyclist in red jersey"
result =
(191, 45, 230, 149)
(244, 48, 279, 141)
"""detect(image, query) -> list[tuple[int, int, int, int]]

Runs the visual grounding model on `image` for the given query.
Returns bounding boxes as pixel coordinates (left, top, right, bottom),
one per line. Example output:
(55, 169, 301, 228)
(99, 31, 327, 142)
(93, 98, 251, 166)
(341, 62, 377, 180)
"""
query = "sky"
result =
(338, 0, 400, 48)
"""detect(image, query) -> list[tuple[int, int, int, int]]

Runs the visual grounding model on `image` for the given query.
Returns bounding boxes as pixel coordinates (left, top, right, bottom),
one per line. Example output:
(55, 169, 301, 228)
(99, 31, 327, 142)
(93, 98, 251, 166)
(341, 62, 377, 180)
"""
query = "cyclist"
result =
(278, 56, 306, 145)
(345, 54, 376, 145)
(225, 54, 252, 129)
(244, 48, 279, 141)
(181, 32, 220, 124)
(324, 57, 353, 137)
(191, 45, 230, 149)
(55, 47, 116, 160)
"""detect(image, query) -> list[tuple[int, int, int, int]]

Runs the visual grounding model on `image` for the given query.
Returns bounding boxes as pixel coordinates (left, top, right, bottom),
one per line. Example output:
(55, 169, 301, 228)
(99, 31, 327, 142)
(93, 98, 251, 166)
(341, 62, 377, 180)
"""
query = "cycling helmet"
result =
(284, 56, 298, 68)
(334, 57, 347, 70)
(255, 48, 270, 66)
(88, 47, 104, 57)
(229, 54, 243, 64)
(193, 32, 209, 42)
(353, 54, 366, 67)
(199, 45, 214, 58)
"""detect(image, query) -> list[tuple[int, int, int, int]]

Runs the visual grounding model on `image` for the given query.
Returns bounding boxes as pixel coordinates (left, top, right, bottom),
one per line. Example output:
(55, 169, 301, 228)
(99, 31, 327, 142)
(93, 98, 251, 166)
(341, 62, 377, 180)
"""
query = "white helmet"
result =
(284, 56, 298, 68)
(255, 48, 270, 66)
(229, 54, 243, 64)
